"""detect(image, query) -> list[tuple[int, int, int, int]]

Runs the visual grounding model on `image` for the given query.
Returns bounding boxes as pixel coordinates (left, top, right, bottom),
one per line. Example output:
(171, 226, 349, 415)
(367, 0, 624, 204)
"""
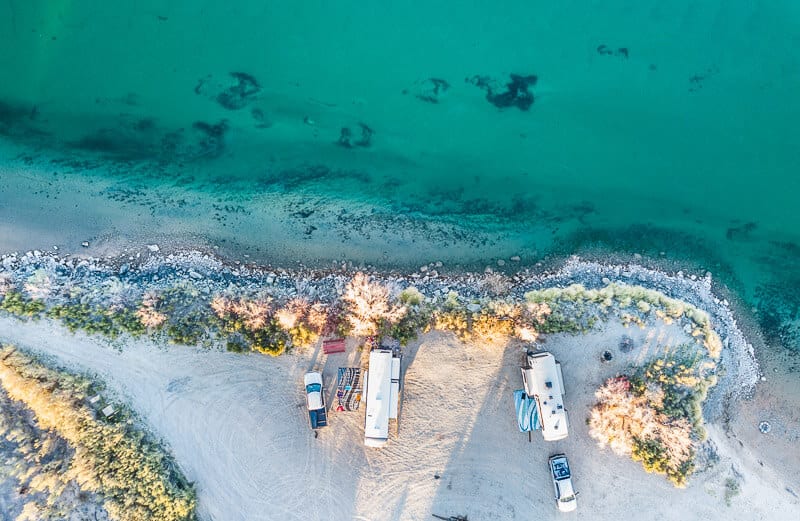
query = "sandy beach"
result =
(0, 310, 797, 520)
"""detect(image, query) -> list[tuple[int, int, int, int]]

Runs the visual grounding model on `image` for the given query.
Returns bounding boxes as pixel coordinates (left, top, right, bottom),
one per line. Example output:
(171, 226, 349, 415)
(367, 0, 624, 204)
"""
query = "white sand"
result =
(0, 315, 797, 520)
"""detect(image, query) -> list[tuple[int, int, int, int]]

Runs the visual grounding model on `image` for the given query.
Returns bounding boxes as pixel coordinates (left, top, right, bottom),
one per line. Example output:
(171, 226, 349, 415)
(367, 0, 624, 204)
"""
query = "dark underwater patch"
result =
(404, 78, 450, 104)
(467, 73, 537, 111)
(337, 123, 373, 148)
(256, 164, 371, 191)
(190, 120, 229, 158)
(215, 72, 261, 110)
(0, 99, 48, 139)
(726, 221, 757, 241)
(596, 44, 629, 59)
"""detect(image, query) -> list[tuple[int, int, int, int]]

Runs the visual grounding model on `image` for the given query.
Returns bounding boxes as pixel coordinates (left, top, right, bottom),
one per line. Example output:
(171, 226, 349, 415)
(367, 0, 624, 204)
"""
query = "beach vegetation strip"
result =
(0, 344, 196, 521)
(0, 253, 726, 362)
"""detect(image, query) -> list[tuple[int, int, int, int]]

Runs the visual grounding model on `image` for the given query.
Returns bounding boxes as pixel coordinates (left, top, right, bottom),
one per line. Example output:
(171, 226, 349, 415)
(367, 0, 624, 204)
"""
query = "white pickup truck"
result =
(549, 454, 578, 512)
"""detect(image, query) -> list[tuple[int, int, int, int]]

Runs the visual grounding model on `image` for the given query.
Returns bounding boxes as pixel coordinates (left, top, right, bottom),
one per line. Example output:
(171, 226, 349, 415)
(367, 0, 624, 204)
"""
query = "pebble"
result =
(435, 261, 443, 268)
(52, 245, 58, 251)
(420, 265, 428, 272)
(81, 241, 90, 248)
(601, 277, 611, 285)
(119, 264, 129, 275)
(497, 259, 506, 267)
(510, 255, 521, 262)
(147, 244, 160, 252)
(189, 270, 203, 280)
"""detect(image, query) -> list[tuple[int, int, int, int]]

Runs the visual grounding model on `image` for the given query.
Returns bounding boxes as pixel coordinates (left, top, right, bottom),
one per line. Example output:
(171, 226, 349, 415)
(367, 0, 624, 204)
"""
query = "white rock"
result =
(510, 255, 521, 262)
(33, 250, 41, 257)
(189, 270, 203, 279)
(497, 259, 506, 267)
(420, 265, 428, 272)
(601, 277, 611, 285)
(435, 261, 443, 268)
(265, 276, 274, 284)
(81, 241, 90, 248)
(52, 245, 58, 251)
(633, 253, 642, 260)
(147, 244, 160, 252)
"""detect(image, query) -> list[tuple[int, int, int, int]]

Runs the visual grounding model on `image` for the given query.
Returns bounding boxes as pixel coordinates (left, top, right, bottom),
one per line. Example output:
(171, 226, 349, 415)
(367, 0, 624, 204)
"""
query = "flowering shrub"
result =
(589, 353, 715, 487)
(137, 291, 167, 329)
(589, 375, 695, 486)
(342, 273, 406, 337)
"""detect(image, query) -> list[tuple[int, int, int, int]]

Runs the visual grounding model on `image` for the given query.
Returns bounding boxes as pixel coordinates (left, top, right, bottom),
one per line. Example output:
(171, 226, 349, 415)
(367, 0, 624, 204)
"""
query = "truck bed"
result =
(309, 407, 328, 429)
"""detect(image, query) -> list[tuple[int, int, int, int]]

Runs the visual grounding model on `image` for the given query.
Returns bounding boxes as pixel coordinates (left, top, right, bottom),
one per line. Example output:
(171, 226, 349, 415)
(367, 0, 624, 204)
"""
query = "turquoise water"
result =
(1, 1, 799, 349)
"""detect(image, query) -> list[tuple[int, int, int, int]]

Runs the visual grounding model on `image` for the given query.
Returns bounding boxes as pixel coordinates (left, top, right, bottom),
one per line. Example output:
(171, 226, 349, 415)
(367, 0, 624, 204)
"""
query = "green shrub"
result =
(165, 313, 206, 345)
(288, 323, 318, 348)
(398, 287, 424, 306)
(249, 321, 289, 356)
(47, 303, 147, 339)
(389, 309, 431, 346)
(0, 291, 46, 318)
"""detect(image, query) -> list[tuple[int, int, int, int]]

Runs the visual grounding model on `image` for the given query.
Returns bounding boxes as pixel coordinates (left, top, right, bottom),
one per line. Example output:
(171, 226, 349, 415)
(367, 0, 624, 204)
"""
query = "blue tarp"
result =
(514, 390, 541, 432)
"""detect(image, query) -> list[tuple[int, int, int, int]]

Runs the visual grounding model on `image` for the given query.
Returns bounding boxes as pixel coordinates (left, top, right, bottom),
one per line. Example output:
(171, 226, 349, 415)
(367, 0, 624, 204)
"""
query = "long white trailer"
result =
(364, 349, 401, 447)
(521, 351, 568, 441)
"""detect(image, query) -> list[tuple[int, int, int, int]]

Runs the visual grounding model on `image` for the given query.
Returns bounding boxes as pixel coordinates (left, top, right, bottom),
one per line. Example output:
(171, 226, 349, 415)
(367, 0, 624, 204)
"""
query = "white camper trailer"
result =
(521, 351, 568, 441)
(364, 349, 401, 447)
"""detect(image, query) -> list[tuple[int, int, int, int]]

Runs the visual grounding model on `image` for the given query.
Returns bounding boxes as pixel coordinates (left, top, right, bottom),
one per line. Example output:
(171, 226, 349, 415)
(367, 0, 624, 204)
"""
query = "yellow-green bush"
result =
(431, 309, 471, 341)
(0, 290, 46, 318)
(471, 312, 515, 343)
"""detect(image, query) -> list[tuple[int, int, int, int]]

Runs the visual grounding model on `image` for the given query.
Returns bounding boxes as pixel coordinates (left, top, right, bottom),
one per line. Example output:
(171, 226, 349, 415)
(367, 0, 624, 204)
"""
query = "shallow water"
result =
(1, 1, 799, 349)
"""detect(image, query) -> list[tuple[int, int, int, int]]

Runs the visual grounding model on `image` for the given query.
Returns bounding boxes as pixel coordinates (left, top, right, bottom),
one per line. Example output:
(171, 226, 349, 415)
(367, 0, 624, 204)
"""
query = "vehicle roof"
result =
(365, 350, 394, 440)
(304, 372, 322, 386)
(307, 389, 323, 410)
(523, 353, 568, 440)
(557, 478, 575, 499)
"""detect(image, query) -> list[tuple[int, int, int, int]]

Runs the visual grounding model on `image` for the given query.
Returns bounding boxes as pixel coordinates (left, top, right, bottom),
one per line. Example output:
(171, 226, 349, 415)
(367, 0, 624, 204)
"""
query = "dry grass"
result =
(0, 345, 196, 521)
(137, 291, 167, 329)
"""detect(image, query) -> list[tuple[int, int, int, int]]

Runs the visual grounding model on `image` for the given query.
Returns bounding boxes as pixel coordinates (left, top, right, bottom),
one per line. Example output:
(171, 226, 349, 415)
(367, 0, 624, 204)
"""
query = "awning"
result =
(514, 389, 541, 432)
